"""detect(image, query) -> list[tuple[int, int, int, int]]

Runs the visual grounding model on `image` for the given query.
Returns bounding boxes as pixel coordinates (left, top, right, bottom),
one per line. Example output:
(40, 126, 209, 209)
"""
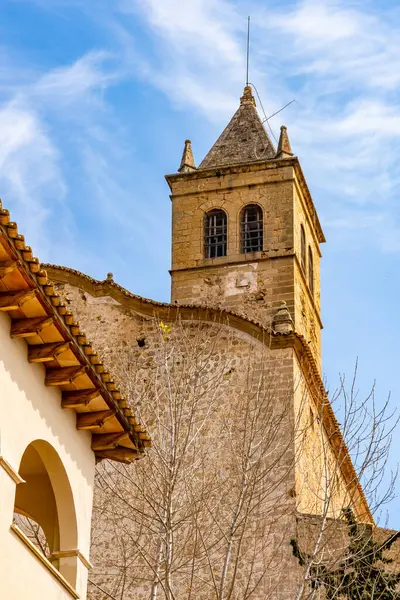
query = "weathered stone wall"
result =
(55, 280, 305, 600)
(172, 257, 294, 328)
(49, 277, 362, 599)
(170, 165, 294, 322)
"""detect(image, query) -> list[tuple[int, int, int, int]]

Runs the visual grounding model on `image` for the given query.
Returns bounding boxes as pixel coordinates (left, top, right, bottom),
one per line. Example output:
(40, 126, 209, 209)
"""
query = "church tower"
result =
(166, 86, 325, 368)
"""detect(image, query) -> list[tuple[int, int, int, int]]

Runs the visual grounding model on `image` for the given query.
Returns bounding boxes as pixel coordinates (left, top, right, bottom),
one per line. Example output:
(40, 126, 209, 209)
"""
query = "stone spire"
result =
(199, 86, 275, 170)
(178, 139, 196, 173)
(276, 125, 293, 159)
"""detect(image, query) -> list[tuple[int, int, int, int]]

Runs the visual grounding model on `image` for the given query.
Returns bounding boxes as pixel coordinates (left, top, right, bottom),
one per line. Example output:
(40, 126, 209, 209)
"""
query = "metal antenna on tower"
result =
(246, 16, 250, 86)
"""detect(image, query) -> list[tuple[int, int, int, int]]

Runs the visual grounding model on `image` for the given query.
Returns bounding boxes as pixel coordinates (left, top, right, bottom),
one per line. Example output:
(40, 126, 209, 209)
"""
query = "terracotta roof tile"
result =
(0, 201, 151, 462)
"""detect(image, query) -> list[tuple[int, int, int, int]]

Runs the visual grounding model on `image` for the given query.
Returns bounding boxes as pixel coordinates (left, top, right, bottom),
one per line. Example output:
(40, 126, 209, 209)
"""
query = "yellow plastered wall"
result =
(0, 310, 95, 600)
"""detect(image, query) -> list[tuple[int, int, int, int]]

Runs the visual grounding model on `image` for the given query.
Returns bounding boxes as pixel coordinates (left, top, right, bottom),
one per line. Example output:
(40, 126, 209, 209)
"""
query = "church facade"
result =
(42, 86, 396, 599)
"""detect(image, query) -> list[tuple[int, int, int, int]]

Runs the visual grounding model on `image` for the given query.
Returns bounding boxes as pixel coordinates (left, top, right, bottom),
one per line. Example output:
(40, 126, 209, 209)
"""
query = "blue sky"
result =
(1, 0, 400, 526)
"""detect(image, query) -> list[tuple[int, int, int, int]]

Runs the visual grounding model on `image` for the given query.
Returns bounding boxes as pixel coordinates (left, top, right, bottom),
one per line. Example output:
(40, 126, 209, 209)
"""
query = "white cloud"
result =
(112, 0, 400, 232)
(123, 0, 242, 63)
(0, 102, 65, 252)
(115, 0, 245, 121)
(0, 49, 123, 256)
(264, 0, 400, 91)
(31, 51, 118, 108)
(4, 0, 400, 255)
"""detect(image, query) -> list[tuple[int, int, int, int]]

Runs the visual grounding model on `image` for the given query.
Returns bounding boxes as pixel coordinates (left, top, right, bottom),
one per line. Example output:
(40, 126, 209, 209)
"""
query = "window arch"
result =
(204, 209, 227, 258)
(241, 204, 263, 253)
(300, 225, 306, 272)
(308, 246, 314, 295)
(14, 440, 78, 585)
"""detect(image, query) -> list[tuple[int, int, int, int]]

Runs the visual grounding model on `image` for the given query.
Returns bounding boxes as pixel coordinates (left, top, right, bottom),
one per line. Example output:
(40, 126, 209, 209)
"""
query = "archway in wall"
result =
(14, 440, 78, 586)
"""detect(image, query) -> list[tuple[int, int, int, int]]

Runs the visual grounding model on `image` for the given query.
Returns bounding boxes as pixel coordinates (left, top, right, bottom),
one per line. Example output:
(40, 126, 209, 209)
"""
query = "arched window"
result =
(241, 204, 263, 253)
(300, 225, 306, 272)
(13, 440, 78, 586)
(204, 209, 227, 258)
(308, 246, 314, 295)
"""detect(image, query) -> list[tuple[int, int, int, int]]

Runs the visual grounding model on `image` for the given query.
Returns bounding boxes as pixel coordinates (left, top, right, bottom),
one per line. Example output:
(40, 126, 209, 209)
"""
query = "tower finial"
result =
(178, 139, 196, 173)
(240, 85, 256, 106)
(276, 125, 293, 159)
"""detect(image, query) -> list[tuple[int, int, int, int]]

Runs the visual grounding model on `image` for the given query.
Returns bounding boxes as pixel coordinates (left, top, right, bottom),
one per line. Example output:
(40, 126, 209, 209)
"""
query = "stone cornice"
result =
(170, 249, 296, 274)
(165, 156, 294, 185)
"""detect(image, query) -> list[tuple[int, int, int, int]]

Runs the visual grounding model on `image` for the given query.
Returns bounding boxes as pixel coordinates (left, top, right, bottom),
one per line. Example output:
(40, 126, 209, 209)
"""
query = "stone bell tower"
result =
(165, 86, 325, 366)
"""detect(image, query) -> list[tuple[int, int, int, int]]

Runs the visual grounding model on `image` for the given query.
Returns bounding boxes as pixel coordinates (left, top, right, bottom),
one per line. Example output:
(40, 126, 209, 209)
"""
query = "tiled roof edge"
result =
(0, 201, 150, 454)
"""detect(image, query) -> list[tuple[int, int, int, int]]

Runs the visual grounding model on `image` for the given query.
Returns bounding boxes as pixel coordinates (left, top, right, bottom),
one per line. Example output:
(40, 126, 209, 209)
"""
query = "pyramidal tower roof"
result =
(199, 86, 276, 170)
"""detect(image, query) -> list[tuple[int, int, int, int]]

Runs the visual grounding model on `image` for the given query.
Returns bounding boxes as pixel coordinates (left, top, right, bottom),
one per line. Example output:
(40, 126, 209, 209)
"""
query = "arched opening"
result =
(13, 440, 78, 586)
(308, 246, 314, 296)
(204, 209, 227, 258)
(241, 204, 263, 253)
(300, 225, 306, 273)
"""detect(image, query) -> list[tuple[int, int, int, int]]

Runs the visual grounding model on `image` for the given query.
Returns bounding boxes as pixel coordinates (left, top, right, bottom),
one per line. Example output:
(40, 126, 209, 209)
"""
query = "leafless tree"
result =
(85, 313, 399, 600)
(292, 363, 399, 600)
(88, 316, 299, 600)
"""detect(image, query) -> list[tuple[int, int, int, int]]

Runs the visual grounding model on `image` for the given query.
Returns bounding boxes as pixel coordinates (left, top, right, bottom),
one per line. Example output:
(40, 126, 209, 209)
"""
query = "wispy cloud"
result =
(114, 0, 244, 120)
(3, 0, 400, 255)
(0, 102, 65, 253)
(31, 51, 118, 107)
(0, 49, 125, 256)
(266, 0, 400, 91)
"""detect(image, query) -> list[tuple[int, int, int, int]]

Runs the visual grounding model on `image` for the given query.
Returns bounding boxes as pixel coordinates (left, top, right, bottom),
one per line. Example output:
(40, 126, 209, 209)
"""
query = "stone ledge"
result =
(0, 456, 24, 485)
(49, 549, 93, 571)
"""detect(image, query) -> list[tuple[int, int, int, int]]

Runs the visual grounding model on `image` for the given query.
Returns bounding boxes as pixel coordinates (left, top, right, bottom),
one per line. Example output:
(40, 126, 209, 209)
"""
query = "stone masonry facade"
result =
(43, 86, 400, 598)
(52, 279, 303, 600)
(45, 272, 373, 599)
